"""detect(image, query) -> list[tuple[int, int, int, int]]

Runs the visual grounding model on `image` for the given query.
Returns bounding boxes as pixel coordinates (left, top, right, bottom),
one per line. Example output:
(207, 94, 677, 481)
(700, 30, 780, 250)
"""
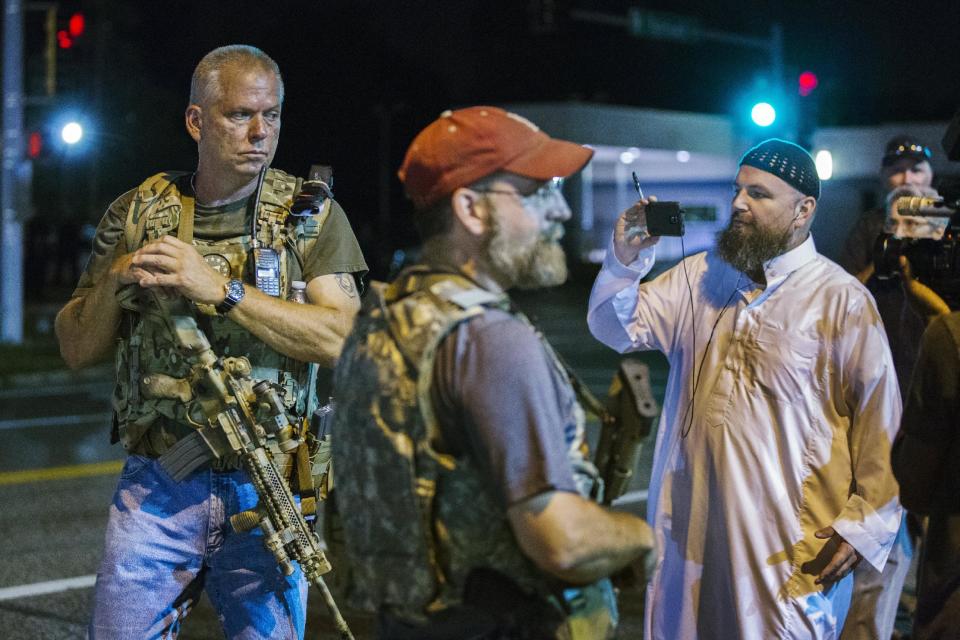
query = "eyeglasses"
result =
(474, 177, 567, 213)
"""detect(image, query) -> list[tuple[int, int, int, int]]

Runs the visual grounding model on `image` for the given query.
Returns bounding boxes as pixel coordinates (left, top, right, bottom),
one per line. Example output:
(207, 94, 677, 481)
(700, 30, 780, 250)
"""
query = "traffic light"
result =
(54, 10, 92, 96)
(750, 102, 777, 127)
(735, 75, 793, 137)
(796, 71, 820, 149)
(27, 132, 43, 160)
(798, 71, 818, 97)
(57, 12, 85, 49)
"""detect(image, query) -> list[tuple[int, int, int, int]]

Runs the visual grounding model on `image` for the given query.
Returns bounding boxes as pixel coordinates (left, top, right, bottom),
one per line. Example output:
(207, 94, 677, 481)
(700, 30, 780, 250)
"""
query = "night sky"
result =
(27, 0, 960, 275)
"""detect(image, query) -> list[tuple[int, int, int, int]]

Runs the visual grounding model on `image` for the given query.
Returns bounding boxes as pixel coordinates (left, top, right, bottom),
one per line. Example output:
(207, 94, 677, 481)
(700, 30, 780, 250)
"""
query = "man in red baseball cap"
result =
(331, 106, 654, 639)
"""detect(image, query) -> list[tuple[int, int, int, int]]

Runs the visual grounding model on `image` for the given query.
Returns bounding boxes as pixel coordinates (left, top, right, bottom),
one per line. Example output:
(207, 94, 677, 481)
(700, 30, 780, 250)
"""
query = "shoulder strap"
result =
(508, 305, 609, 421)
(254, 169, 337, 290)
(178, 192, 195, 244)
(260, 167, 301, 207)
(379, 270, 508, 468)
(124, 172, 190, 252)
(256, 168, 302, 249)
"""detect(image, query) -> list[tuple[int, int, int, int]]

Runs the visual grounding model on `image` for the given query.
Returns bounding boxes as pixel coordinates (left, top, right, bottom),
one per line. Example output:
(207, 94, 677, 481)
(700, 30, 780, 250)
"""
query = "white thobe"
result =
(588, 236, 903, 639)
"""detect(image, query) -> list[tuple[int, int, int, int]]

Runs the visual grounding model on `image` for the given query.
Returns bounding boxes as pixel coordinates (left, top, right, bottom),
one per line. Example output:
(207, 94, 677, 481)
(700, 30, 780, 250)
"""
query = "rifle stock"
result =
(594, 359, 659, 505)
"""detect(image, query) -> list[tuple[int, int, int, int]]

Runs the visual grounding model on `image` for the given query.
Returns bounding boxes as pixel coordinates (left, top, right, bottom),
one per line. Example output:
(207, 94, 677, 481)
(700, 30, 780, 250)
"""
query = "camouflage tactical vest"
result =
(112, 169, 331, 455)
(332, 268, 616, 638)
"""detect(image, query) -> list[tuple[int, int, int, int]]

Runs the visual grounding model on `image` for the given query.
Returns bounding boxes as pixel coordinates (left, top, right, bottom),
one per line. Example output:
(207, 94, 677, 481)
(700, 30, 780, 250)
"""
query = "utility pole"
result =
(2, 0, 26, 343)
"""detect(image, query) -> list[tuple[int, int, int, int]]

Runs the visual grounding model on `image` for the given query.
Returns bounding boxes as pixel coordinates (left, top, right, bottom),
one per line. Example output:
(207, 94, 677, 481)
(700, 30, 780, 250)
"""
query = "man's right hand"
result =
(613, 198, 661, 265)
(108, 251, 151, 290)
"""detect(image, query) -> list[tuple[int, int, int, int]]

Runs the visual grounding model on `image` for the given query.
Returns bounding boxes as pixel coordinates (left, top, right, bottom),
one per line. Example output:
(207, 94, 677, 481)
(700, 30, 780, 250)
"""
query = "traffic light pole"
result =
(570, 8, 784, 91)
(2, 0, 26, 343)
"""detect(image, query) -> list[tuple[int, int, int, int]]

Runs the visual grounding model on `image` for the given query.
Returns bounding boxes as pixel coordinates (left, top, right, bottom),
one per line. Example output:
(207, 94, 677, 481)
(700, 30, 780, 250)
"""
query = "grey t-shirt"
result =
(431, 309, 580, 509)
(73, 176, 368, 297)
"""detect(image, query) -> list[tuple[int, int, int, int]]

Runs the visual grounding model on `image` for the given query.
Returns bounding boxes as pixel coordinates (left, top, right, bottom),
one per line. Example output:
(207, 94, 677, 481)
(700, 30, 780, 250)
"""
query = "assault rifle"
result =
(590, 359, 659, 505)
(145, 292, 354, 639)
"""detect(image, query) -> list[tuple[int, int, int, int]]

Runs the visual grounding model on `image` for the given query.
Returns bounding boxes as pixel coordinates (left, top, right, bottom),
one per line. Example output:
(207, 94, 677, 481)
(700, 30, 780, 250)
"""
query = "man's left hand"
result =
(130, 236, 229, 305)
(813, 526, 861, 585)
(899, 255, 950, 320)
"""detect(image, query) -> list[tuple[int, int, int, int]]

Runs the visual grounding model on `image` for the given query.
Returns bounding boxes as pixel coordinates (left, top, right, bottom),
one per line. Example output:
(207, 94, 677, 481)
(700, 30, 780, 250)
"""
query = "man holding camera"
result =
(331, 106, 655, 639)
(841, 137, 936, 397)
(55, 45, 367, 638)
(840, 135, 935, 284)
(588, 138, 903, 638)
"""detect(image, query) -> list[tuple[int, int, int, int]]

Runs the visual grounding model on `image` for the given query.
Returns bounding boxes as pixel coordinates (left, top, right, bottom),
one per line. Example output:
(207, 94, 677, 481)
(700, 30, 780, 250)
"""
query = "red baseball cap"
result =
(398, 106, 594, 209)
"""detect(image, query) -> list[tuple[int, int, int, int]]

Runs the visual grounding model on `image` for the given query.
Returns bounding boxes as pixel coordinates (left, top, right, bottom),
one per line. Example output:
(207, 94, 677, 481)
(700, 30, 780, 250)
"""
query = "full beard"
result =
(715, 219, 790, 276)
(486, 220, 568, 290)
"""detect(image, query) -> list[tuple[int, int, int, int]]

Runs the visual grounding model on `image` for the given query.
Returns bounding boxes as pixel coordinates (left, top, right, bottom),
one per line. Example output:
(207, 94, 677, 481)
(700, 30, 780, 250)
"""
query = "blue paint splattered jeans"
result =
(89, 455, 307, 639)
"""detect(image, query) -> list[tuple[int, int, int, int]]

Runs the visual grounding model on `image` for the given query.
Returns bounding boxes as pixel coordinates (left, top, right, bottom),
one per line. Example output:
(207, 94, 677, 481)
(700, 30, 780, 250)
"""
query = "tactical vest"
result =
(112, 169, 331, 455)
(332, 268, 617, 638)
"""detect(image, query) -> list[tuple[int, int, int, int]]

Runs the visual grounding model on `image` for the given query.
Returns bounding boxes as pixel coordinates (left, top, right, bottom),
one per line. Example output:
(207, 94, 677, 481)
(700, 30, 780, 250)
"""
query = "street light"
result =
(815, 150, 833, 180)
(61, 121, 83, 145)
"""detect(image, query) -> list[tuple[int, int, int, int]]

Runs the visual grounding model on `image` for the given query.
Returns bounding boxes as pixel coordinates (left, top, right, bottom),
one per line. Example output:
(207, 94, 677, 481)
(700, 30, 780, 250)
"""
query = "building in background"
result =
(510, 103, 952, 267)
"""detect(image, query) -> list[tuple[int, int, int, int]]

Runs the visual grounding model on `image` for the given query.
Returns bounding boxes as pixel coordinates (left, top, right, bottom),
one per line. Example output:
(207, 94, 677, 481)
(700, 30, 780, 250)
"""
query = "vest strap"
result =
(178, 191, 195, 244)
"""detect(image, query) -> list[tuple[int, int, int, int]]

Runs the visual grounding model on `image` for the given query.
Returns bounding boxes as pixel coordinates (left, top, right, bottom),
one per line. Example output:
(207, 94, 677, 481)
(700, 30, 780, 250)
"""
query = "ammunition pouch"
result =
(144, 429, 303, 481)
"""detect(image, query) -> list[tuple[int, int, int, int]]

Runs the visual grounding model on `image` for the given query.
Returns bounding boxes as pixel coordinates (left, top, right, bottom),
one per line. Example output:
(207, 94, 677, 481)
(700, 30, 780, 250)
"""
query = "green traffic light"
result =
(751, 102, 776, 127)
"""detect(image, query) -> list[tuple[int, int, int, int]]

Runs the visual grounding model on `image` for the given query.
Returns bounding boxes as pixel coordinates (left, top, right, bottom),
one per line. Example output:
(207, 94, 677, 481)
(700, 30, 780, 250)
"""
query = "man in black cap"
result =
(840, 136, 935, 395)
(840, 134, 934, 283)
(588, 139, 903, 638)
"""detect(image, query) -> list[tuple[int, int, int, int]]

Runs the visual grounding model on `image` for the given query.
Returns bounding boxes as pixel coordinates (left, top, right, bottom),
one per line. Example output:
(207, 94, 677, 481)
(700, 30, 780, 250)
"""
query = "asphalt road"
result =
(0, 277, 668, 638)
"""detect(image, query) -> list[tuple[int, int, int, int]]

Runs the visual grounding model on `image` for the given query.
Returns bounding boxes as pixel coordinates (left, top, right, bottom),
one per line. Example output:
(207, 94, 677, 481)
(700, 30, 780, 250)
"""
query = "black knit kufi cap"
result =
(739, 138, 820, 198)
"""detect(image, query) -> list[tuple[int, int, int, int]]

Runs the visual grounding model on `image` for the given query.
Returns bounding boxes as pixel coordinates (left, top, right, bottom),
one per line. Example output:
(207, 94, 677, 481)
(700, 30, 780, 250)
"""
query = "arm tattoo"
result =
(335, 273, 357, 298)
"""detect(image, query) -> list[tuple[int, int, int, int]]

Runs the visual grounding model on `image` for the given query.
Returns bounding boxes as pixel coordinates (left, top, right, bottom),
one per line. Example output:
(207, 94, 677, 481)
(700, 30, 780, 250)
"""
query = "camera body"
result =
(873, 177, 960, 309)
(874, 226, 960, 309)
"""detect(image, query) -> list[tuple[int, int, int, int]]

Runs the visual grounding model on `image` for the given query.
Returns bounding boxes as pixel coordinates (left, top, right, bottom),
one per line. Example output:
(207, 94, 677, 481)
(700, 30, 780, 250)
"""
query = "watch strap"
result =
(216, 279, 245, 315)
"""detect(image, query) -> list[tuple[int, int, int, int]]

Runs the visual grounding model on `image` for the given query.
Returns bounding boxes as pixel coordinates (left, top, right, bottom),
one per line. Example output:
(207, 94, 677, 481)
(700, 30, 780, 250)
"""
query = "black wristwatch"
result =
(216, 279, 245, 315)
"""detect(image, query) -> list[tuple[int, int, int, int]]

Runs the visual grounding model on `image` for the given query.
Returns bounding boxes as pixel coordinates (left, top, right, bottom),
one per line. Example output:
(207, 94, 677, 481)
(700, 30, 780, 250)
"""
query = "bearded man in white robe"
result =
(588, 139, 902, 639)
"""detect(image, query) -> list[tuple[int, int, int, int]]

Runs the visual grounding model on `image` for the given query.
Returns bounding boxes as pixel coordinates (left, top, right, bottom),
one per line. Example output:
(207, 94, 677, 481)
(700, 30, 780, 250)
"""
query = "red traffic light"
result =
(68, 13, 86, 37)
(57, 29, 73, 49)
(28, 132, 43, 159)
(57, 13, 86, 48)
(798, 71, 819, 97)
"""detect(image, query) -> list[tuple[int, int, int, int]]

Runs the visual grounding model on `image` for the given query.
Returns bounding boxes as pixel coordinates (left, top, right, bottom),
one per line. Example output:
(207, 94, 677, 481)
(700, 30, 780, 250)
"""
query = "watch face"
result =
(216, 278, 245, 315)
(205, 254, 232, 278)
(228, 280, 245, 297)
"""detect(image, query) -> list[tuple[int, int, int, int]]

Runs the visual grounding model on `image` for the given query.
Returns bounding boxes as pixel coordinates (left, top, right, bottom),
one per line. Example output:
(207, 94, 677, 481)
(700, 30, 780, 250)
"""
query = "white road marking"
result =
(0, 575, 96, 601)
(0, 382, 111, 399)
(0, 413, 110, 430)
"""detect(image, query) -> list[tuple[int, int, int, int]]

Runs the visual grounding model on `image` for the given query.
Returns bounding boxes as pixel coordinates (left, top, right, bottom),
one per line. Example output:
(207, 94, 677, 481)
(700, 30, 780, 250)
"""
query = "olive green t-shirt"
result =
(73, 175, 368, 297)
